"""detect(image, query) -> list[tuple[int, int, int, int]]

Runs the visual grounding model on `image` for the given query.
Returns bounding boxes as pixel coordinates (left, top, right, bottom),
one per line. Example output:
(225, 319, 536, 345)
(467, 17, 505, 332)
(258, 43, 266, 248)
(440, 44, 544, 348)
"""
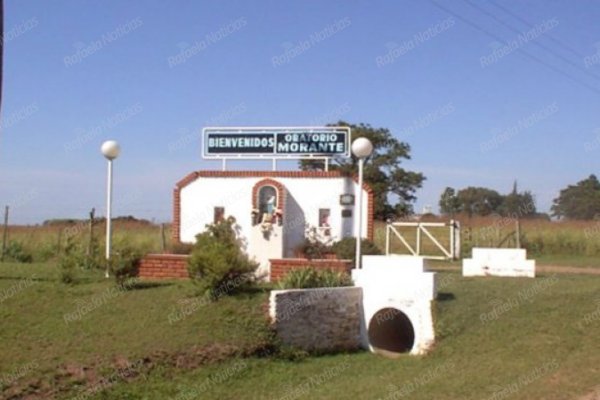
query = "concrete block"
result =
(463, 248, 535, 278)
(352, 255, 436, 356)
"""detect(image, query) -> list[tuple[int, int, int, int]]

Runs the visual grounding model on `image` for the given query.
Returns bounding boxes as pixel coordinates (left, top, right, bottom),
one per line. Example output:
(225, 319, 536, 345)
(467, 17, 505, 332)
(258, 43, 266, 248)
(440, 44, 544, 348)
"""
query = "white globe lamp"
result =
(352, 137, 373, 159)
(101, 140, 121, 160)
(351, 137, 373, 269)
(101, 140, 120, 278)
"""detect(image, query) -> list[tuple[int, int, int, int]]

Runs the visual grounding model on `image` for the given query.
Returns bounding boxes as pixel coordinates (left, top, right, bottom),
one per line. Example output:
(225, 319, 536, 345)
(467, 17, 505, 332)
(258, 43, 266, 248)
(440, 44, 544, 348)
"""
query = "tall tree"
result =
(439, 187, 460, 216)
(499, 190, 536, 217)
(299, 122, 425, 219)
(456, 187, 503, 217)
(551, 174, 600, 220)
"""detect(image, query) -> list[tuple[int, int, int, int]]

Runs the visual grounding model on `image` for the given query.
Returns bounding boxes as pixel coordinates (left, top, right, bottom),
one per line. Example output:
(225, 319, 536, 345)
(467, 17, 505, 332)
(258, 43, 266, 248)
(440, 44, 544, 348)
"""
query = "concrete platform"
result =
(462, 248, 536, 278)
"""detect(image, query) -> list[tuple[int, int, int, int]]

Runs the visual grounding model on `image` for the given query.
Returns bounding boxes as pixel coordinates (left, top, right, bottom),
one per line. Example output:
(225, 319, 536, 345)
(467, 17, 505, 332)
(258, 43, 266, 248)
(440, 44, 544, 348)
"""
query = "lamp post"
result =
(351, 137, 373, 269)
(101, 140, 120, 278)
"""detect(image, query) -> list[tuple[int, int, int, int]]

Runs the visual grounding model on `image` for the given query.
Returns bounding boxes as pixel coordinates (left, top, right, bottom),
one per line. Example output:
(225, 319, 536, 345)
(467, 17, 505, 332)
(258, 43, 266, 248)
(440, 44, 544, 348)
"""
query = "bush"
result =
(2, 241, 33, 263)
(35, 241, 60, 262)
(109, 243, 142, 286)
(188, 218, 258, 297)
(331, 237, 382, 266)
(169, 242, 194, 255)
(277, 267, 352, 289)
(295, 239, 333, 260)
(57, 236, 106, 284)
(57, 238, 79, 284)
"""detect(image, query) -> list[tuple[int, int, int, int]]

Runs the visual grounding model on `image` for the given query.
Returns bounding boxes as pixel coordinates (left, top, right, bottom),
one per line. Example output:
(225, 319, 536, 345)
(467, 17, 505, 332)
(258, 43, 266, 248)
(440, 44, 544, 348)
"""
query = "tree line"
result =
(439, 175, 600, 220)
(438, 183, 538, 218)
(300, 122, 599, 221)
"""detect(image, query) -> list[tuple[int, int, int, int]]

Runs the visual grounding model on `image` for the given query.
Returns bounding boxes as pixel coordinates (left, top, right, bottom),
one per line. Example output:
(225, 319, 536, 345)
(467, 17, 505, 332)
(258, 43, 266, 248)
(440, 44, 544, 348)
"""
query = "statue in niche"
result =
(252, 186, 282, 232)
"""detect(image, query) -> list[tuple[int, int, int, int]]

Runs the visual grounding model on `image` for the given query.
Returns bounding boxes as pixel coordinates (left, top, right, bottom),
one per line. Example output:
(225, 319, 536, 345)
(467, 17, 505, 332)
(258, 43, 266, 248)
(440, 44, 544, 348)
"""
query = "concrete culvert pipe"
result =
(368, 307, 415, 357)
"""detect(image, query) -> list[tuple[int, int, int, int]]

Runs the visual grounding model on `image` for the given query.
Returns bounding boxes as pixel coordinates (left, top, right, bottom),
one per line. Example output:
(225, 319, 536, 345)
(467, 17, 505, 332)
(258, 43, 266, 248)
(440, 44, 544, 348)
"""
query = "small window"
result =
(214, 207, 225, 224)
(341, 209, 352, 218)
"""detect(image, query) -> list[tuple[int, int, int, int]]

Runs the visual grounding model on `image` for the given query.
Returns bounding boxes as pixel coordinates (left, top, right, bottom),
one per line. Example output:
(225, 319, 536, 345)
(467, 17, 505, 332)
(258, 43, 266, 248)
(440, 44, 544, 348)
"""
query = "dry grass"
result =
(3, 215, 600, 264)
(374, 215, 600, 261)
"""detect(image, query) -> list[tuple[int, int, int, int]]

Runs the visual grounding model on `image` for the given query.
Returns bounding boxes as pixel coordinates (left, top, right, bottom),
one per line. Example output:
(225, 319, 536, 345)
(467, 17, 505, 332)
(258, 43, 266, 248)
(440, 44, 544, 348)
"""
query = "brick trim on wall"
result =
(138, 254, 353, 281)
(172, 170, 375, 243)
(251, 178, 287, 213)
(138, 254, 189, 279)
(269, 258, 353, 282)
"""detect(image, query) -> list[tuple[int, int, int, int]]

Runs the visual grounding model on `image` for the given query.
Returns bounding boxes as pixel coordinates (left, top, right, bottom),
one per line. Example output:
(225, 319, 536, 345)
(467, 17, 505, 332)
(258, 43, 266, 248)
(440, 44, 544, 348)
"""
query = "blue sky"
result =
(1, 0, 599, 224)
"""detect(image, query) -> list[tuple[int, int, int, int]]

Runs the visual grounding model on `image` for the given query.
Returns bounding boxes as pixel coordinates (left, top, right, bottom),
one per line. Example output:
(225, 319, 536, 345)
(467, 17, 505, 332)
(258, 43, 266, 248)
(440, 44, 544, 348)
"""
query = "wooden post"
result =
(1, 206, 8, 262)
(160, 223, 166, 253)
(56, 228, 63, 255)
(87, 208, 95, 257)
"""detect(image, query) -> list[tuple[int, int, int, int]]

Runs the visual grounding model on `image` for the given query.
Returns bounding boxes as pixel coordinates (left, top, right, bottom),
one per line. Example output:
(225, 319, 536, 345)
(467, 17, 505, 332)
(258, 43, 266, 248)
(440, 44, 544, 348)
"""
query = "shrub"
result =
(35, 241, 60, 262)
(295, 239, 333, 260)
(169, 242, 194, 255)
(188, 218, 258, 297)
(331, 237, 382, 266)
(2, 241, 33, 263)
(109, 243, 142, 286)
(277, 267, 352, 289)
(57, 236, 106, 284)
(57, 238, 79, 284)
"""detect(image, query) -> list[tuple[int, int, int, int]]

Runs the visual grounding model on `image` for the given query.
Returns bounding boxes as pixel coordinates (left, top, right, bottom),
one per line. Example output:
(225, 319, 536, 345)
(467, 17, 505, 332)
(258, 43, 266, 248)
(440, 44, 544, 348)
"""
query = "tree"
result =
(439, 182, 538, 218)
(299, 122, 425, 219)
(551, 174, 600, 220)
(497, 181, 537, 217)
(456, 187, 503, 217)
(439, 187, 460, 216)
(188, 217, 258, 296)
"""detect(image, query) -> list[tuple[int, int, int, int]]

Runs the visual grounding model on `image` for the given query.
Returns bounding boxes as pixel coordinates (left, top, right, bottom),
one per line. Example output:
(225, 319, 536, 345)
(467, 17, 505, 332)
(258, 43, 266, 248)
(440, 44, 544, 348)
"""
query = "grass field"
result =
(1, 262, 599, 399)
(373, 217, 600, 265)
(2, 216, 600, 267)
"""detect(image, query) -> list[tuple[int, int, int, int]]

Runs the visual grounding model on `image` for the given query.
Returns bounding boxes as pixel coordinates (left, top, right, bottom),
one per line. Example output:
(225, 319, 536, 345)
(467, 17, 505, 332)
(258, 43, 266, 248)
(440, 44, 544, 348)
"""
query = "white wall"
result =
(179, 175, 370, 267)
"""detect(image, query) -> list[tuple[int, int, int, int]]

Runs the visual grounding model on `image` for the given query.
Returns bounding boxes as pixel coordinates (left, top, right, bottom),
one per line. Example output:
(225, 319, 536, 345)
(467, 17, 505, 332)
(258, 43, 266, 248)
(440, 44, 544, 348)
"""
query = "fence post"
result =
(516, 219, 521, 248)
(454, 221, 461, 259)
(87, 208, 95, 257)
(450, 220, 455, 260)
(56, 228, 63, 255)
(160, 223, 166, 253)
(385, 225, 390, 255)
(416, 224, 421, 256)
(1, 206, 9, 261)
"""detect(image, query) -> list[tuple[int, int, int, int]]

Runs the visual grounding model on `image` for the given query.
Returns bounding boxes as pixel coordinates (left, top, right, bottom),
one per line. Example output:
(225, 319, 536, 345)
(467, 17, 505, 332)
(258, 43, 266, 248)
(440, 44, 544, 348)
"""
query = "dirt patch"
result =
(430, 265, 600, 275)
(577, 386, 600, 400)
(3, 343, 268, 400)
(538, 266, 600, 275)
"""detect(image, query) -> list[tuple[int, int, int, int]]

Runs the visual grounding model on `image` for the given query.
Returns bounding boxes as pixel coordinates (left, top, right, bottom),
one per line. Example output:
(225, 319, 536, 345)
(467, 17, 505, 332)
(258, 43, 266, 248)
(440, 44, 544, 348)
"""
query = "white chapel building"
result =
(172, 170, 373, 276)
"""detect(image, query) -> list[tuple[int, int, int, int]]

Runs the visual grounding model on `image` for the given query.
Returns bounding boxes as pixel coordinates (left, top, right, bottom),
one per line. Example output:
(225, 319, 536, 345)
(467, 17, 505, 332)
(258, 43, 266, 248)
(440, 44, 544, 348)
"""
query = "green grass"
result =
(1, 262, 599, 399)
(0, 262, 272, 398)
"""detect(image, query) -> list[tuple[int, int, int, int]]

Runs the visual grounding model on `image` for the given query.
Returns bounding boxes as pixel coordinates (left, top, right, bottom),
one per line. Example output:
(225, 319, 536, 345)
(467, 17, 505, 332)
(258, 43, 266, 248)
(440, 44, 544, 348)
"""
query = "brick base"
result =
(138, 254, 190, 279)
(270, 258, 353, 282)
(138, 254, 353, 282)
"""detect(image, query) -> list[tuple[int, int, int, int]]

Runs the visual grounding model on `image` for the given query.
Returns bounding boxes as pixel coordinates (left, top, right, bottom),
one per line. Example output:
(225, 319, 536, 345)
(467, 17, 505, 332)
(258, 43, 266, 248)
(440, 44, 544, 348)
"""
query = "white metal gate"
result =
(385, 220, 460, 260)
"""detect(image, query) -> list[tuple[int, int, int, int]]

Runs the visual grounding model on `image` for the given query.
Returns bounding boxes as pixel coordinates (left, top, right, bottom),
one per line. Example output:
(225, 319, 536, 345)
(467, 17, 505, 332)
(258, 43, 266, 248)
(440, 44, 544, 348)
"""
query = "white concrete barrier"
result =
(462, 248, 535, 278)
(352, 255, 436, 356)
